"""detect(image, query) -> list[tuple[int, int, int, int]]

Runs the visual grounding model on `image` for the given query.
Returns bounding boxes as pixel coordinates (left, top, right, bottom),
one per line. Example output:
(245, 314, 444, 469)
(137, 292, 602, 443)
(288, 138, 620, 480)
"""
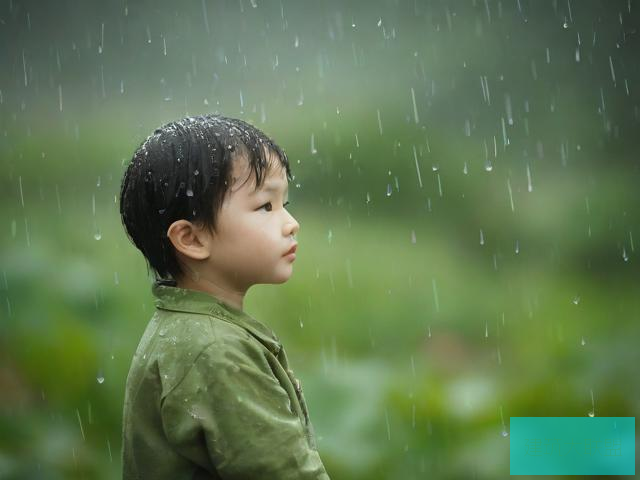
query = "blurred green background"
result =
(1, 0, 639, 478)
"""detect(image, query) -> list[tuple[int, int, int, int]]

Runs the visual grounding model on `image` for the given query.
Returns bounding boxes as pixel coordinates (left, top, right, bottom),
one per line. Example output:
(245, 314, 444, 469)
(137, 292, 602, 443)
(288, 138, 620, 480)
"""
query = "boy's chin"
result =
(269, 267, 294, 284)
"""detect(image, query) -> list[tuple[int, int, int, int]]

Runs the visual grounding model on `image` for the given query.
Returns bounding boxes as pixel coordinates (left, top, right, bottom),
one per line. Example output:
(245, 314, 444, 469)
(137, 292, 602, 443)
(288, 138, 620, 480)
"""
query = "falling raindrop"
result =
(572, 295, 580, 305)
(97, 372, 105, 384)
(76, 409, 85, 440)
(410, 87, 419, 124)
(386, 184, 392, 196)
(431, 278, 440, 313)
(310, 133, 317, 154)
(499, 405, 509, 437)
(411, 230, 417, 244)
(480, 229, 485, 246)
(581, 336, 586, 346)
(507, 178, 515, 212)
(94, 227, 102, 241)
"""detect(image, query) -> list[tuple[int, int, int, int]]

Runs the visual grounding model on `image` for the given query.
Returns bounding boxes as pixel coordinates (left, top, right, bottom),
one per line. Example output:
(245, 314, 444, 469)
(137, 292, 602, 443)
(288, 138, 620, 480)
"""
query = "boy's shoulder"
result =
(153, 307, 260, 355)
(143, 308, 276, 400)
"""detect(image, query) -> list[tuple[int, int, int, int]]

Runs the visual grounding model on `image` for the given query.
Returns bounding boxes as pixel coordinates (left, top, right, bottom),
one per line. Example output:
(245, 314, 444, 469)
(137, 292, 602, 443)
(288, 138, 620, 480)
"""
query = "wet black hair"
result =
(119, 114, 292, 283)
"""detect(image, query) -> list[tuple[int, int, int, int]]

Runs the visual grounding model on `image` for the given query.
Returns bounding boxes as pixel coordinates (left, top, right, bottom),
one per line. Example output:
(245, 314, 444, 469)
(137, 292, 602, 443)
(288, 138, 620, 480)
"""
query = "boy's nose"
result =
(286, 218, 299, 238)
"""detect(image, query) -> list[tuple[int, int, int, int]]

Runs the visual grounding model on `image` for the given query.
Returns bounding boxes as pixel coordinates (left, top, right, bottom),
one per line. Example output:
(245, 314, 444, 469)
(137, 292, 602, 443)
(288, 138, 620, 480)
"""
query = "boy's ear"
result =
(166, 220, 210, 260)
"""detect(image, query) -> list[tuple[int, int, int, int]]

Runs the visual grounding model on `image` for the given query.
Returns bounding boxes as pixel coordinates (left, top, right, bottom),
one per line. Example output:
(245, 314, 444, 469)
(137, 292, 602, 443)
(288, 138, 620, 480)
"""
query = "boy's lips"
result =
(284, 244, 298, 256)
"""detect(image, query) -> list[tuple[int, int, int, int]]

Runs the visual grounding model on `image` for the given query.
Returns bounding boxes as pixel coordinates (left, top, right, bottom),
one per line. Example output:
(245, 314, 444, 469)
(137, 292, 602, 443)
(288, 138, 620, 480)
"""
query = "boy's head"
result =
(119, 114, 299, 290)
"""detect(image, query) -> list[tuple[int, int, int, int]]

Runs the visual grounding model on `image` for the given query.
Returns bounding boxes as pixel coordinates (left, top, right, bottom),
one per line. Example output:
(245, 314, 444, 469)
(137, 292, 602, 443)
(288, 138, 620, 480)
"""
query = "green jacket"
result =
(121, 281, 330, 479)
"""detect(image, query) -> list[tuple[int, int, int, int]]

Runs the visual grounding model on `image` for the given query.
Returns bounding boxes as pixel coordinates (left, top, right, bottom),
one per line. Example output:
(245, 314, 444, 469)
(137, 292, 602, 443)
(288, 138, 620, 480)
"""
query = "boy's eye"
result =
(259, 201, 290, 212)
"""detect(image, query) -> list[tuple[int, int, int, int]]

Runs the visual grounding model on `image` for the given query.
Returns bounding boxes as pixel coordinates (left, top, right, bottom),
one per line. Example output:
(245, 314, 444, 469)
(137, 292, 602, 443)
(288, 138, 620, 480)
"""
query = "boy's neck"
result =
(175, 276, 246, 312)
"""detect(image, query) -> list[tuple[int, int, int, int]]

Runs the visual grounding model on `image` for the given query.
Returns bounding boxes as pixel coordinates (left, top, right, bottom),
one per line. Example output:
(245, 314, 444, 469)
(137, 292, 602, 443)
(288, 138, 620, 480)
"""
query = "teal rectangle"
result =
(510, 417, 635, 475)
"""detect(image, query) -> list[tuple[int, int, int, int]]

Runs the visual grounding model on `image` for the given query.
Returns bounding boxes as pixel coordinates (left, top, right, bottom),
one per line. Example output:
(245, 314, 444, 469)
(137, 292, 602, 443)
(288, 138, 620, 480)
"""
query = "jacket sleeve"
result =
(159, 336, 330, 480)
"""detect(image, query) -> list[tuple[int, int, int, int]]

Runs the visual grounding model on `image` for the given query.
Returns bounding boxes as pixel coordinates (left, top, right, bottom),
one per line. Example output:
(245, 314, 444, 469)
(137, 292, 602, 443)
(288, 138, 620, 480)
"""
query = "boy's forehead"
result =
(229, 156, 287, 196)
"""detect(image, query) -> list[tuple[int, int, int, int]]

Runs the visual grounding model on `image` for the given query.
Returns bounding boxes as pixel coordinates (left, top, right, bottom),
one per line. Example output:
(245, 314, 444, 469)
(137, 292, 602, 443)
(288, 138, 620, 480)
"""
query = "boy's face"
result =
(173, 152, 299, 293)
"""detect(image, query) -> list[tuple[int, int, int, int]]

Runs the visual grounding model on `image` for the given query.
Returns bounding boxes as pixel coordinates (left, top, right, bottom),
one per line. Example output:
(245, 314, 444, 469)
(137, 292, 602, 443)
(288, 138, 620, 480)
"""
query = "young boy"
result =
(118, 114, 330, 479)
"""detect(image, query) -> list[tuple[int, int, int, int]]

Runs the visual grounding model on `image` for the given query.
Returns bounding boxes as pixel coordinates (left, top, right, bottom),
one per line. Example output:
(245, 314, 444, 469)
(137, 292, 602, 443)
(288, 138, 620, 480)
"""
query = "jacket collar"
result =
(151, 279, 282, 356)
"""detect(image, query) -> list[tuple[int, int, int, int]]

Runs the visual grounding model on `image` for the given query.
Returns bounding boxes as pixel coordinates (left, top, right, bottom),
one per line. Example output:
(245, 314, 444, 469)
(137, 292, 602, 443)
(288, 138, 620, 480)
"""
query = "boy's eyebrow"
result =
(253, 183, 289, 195)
